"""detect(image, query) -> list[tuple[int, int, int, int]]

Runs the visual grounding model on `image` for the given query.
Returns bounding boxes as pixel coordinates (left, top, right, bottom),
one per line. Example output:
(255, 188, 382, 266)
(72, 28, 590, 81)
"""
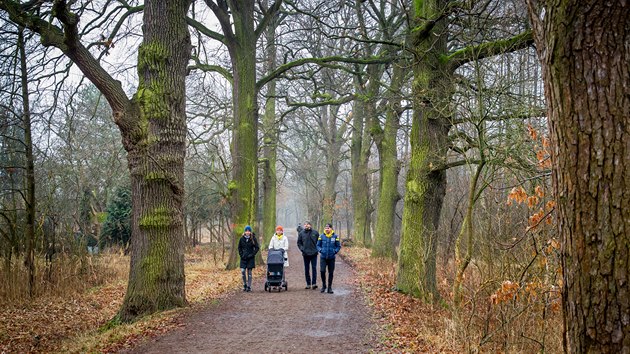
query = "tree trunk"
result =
(225, 0, 259, 269)
(350, 97, 372, 247)
(118, 0, 191, 321)
(18, 26, 36, 298)
(322, 104, 343, 225)
(372, 61, 404, 259)
(396, 0, 450, 301)
(453, 161, 484, 306)
(526, 1, 630, 351)
(261, 7, 279, 247)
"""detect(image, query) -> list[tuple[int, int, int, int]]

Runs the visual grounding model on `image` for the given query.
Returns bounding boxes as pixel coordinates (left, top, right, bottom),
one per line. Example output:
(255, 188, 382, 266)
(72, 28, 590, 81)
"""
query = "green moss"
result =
(137, 41, 169, 76)
(413, 0, 424, 17)
(227, 180, 238, 192)
(139, 206, 172, 229)
(135, 85, 168, 121)
(145, 171, 168, 182)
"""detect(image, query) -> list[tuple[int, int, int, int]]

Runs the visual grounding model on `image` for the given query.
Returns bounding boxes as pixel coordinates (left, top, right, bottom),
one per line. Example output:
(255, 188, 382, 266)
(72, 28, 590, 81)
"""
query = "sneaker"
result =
(246, 287, 252, 292)
(243, 286, 247, 292)
(320, 286, 326, 293)
(311, 285, 318, 290)
(327, 288, 334, 294)
(305, 285, 311, 289)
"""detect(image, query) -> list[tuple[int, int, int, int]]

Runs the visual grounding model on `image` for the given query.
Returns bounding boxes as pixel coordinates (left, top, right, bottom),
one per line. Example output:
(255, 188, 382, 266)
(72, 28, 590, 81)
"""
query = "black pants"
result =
(303, 253, 318, 286)
(320, 257, 336, 288)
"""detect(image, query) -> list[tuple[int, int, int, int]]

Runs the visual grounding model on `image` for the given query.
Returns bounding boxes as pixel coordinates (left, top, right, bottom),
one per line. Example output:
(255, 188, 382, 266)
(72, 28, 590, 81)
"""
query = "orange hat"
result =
(276, 225, 284, 232)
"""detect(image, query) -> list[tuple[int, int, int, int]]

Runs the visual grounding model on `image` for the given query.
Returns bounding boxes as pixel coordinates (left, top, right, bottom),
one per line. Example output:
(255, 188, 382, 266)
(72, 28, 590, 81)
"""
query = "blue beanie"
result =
(244, 225, 252, 232)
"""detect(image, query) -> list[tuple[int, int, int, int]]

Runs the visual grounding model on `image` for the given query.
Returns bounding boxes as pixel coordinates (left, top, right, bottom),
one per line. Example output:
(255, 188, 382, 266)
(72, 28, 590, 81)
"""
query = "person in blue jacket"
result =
(316, 223, 341, 294)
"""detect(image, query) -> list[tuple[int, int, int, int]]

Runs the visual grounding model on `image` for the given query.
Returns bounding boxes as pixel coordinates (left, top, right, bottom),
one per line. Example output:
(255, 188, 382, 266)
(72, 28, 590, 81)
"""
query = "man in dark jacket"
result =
(316, 223, 341, 294)
(238, 225, 259, 292)
(297, 221, 319, 289)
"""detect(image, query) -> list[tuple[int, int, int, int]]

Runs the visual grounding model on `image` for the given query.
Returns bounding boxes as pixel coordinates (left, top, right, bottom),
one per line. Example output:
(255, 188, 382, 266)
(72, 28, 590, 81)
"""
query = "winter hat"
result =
(244, 225, 252, 232)
(276, 225, 284, 232)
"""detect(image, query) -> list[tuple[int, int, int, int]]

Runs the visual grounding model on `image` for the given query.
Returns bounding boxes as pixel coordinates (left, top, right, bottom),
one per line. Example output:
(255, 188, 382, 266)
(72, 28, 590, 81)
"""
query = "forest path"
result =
(126, 231, 376, 353)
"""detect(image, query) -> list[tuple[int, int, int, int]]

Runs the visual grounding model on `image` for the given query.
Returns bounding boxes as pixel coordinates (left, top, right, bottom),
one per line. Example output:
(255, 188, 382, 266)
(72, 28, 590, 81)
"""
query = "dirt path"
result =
(126, 231, 375, 353)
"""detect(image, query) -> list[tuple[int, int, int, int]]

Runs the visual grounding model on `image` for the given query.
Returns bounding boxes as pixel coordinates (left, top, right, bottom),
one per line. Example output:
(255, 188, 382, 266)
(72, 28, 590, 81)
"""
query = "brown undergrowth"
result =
(0, 244, 247, 353)
(341, 246, 563, 353)
(340, 247, 458, 353)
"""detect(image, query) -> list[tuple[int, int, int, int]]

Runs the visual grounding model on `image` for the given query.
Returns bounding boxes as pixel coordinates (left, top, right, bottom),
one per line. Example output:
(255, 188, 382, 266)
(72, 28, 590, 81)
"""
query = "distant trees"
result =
(101, 187, 131, 249)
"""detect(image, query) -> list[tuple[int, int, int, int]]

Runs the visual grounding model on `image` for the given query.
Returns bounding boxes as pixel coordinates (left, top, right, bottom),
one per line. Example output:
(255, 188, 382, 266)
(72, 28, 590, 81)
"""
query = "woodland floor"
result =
(124, 232, 377, 353)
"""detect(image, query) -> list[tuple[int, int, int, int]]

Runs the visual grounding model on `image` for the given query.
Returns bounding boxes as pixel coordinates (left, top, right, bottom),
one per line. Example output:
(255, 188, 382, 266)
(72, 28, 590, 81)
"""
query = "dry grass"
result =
(340, 246, 563, 353)
(0, 245, 243, 353)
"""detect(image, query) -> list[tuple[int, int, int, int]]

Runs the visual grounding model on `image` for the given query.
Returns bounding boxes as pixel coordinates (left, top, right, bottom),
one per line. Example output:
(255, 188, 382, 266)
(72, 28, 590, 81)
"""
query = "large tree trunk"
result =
(225, 0, 259, 269)
(526, 1, 630, 351)
(261, 7, 279, 247)
(0, 0, 192, 322)
(118, 0, 191, 321)
(18, 26, 36, 298)
(396, 0, 450, 301)
(372, 62, 404, 259)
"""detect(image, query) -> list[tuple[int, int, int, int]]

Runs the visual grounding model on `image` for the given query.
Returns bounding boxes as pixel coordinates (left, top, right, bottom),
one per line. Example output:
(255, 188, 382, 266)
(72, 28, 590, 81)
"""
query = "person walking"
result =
(268, 225, 289, 267)
(317, 223, 341, 294)
(297, 221, 319, 289)
(238, 225, 260, 292)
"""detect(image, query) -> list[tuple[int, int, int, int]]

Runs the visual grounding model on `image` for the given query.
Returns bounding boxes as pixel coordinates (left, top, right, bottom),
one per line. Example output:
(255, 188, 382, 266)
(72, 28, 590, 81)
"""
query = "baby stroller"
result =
(264, 248, 288, 292)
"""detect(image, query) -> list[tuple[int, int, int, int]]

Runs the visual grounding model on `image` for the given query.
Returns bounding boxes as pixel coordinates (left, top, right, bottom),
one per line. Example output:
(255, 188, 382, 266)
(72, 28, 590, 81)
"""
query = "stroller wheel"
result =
(264, 283, 268, 292)
(283, 281, 288, 291)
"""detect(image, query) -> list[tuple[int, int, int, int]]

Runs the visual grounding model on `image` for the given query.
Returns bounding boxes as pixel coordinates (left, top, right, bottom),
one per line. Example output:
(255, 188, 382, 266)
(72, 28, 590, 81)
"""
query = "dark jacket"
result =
(317, 232, 341, 259)
(238, 233, 259, 269)
(297, 228, 319, 256)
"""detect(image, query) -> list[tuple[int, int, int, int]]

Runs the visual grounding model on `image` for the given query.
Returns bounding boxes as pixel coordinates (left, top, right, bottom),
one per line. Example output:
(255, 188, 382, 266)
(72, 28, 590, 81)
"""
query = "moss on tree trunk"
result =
(118, 0, 191, 321)
(396, 0, 449, 301)
(372, 62, 404, 259)
(226, 0, 258, 270)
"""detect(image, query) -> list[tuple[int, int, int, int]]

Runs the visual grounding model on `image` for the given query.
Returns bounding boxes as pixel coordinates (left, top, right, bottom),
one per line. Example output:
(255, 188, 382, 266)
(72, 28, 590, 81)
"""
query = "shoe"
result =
(311, 285, 318, 290)
(243, 286, 247, 292)
(327, 288, 334, 294)
(305, 285, 311, 289)
(246, 287, 252, 292)
(320, 287, 326, 293)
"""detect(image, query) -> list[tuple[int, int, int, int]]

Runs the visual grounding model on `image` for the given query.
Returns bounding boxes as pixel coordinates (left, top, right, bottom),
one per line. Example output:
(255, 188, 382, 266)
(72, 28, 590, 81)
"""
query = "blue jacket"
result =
(317, 232, 341, 259)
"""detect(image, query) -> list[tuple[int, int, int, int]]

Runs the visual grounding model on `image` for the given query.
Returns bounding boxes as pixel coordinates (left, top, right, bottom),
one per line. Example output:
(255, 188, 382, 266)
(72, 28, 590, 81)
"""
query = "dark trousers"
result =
(303, 253, 318, 286)
(320, 257, 336, 288)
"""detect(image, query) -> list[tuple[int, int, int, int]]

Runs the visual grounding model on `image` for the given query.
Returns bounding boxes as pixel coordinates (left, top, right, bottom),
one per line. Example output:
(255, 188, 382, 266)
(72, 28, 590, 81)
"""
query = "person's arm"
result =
(268, 237, 274, 250)
(297, 233, 304, 252)
(334, 234, 341, 254)
(284, 237, 289, 251)
(316, 236, 322, 254)
(253, 236, 260, 255)
(238, 237, 244, 258)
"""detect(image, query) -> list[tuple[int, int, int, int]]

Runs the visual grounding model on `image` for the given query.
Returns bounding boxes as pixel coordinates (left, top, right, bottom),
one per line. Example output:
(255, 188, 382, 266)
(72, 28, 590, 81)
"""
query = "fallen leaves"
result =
(340, 247, 457, 353)
(0, 247, 242, 354)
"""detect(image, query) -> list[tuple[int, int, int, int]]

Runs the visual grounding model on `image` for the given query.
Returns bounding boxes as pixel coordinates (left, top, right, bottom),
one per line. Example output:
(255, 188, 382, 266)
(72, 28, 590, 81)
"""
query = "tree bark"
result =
(526, 1, 630, 351)
(261, 6, 279, 247)
(118, 0, 191, 321)
(396, 0, 450, 301)
(224, 0, 259, 269)
(372, 61, 405, 259)
(350, 97, 372, 247)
